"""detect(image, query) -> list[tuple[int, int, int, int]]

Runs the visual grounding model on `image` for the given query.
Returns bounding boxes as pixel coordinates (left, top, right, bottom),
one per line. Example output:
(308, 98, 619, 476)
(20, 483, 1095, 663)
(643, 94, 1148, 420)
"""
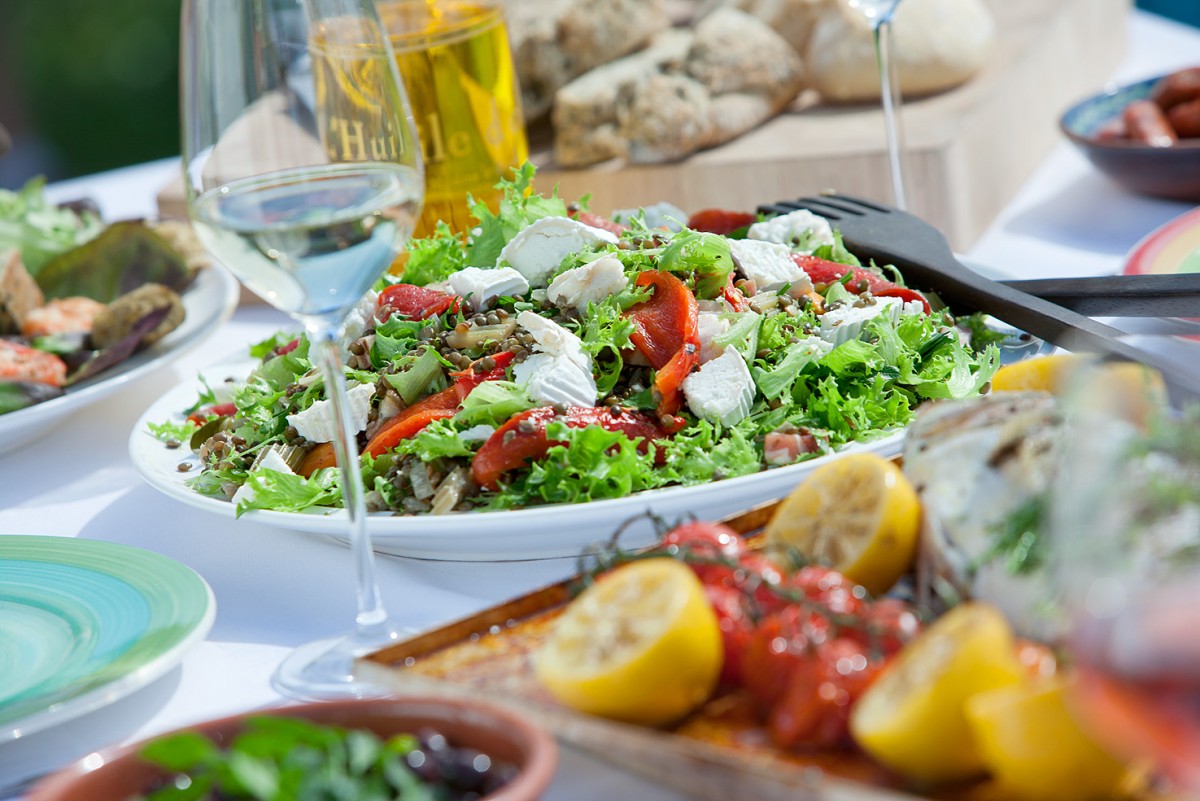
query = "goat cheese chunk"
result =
(697, 311, 731, 363)
(498, 216, 619, 288)
(447, 267, 529, 311)
(458, 424, 496, 442)
(682, 348, 755, 426)
(819, 296, 905, 346)
(512, 310, 597, 407)
(231, 448, 297, 507)
(337, 289, 379, 353)
(747, 210, 835, 253)
(728, 239, 814, 295)
(546, 255, 629, 315)
(287, 382, 376, 444)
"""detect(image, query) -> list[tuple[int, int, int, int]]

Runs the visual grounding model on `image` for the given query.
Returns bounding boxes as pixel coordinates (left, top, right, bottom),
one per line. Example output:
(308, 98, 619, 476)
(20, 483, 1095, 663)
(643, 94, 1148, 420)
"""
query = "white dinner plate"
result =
(0, 264, 240, 456)
(129, 361, 906, 562)
(0, 535, 215, 742)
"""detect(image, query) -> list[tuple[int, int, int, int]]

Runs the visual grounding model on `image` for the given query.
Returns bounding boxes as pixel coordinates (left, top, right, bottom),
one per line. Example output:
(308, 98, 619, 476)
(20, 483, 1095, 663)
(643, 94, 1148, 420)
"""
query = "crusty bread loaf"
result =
(695, 0, 825, 60)
(552, 8, 804, 166)
(506, 0, 671, 121)
(806, 0, 996, 102)
(552, 30, 692, 166)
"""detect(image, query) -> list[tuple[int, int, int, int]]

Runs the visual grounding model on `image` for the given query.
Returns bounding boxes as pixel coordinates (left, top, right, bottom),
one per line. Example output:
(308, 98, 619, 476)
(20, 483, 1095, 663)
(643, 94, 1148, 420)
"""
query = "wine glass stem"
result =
(874, 17, 907, 210)
(308, 325, 390, 637)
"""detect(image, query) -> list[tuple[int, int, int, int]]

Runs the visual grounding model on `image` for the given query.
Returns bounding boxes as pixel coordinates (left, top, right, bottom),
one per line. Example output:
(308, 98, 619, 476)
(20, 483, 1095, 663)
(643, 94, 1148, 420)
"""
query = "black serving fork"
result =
(758, 193, 1200, 399)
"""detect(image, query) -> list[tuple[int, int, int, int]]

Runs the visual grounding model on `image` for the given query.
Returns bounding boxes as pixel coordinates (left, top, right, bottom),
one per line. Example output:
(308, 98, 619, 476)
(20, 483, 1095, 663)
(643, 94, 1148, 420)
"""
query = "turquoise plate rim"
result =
(0, 535, 215, 742)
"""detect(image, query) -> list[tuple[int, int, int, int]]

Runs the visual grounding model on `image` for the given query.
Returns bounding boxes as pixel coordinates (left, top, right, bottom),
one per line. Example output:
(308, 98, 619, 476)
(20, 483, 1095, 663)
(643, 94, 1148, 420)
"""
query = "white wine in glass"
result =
(848, 0, 907, 210)
(181, 0, 424, 699)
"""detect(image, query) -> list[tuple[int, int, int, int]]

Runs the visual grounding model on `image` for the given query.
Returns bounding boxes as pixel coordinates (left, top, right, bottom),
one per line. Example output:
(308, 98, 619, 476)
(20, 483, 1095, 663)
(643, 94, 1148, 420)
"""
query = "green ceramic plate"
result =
(0, 536, 215, 741)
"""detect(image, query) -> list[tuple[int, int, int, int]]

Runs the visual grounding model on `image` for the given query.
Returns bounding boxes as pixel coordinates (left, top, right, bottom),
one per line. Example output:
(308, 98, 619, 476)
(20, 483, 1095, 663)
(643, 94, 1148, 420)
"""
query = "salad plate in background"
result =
(128, 168, 1003, 561)
(0, 261, 239, 455)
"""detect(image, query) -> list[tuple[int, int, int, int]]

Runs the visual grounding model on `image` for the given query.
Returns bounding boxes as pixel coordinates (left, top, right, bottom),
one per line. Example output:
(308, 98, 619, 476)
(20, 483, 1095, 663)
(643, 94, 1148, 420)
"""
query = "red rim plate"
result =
(1124, 207, 1200, 276)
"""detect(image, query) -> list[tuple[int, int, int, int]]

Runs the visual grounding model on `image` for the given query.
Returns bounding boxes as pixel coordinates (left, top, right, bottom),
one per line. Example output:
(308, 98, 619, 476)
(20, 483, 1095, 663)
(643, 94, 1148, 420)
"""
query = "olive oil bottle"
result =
(378, 0, 528, 237)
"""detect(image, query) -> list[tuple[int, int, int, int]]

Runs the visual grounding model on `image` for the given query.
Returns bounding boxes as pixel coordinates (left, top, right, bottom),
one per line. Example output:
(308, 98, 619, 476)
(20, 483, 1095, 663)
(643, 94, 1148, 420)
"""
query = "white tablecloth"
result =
(3, 10, 1199, 799)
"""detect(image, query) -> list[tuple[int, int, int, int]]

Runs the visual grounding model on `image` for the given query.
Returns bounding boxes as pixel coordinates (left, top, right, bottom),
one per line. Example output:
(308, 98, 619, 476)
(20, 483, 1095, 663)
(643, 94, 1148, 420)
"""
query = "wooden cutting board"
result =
(527, 0, 1130, 252)
(157, 0, 1128, 254)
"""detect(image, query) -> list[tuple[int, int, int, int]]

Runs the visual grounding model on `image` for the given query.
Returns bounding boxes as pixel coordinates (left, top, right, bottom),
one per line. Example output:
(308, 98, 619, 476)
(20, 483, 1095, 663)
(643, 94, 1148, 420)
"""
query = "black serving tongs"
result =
(758, 193, 1200, 400)
(1001, 273, 1200, 319)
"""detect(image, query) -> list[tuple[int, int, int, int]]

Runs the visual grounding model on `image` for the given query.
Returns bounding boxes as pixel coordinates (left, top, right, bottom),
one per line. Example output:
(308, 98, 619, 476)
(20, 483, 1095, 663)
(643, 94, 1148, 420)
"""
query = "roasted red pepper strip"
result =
(626, 270, 700, 416)
(687, 209, 757, 236)
(377, 283, 460, 321)
(363, 386, 461, 458)
(792, 254, 931, 315)
(470, 406, 670, 490)
(450, 350, 515, 400)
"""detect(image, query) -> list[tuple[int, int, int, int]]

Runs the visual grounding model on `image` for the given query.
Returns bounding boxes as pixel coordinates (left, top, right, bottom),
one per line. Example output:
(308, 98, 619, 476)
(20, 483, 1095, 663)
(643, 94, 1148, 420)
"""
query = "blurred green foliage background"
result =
(0, 0, 1195, 189)
(0, 0, 182, 188)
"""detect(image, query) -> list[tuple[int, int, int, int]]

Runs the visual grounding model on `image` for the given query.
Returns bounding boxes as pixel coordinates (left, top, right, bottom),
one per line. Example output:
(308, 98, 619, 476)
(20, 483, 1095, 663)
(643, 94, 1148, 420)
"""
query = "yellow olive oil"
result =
(379, 0, 527, 237)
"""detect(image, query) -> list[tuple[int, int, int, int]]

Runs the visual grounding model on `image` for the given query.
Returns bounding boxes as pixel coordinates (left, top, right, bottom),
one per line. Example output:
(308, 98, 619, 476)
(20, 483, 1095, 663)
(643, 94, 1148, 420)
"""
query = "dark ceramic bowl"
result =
(1060, 72, 1200, 202)
(28, 697, 557, 801)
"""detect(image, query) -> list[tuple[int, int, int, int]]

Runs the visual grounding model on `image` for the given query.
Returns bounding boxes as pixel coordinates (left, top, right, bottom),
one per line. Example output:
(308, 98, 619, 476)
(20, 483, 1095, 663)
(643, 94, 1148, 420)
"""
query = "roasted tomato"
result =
(792, 254, 932, 315)
(767, 637, 887, 750)
(377, 283, 460, 321)
(686, 209, 757, 236)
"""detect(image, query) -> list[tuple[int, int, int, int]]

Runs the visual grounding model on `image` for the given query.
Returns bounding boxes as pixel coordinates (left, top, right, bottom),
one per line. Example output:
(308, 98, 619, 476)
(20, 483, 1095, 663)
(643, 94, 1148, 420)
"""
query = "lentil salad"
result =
(153, 166, 1001, 517)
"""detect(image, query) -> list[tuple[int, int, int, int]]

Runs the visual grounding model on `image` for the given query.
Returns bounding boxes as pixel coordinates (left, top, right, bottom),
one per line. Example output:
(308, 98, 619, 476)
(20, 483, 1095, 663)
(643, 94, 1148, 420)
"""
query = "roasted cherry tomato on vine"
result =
(768, 637, 886, 750)
(660, 521, 746, 585)
(378, 283, 460, 321)
(846, 597, 922, 656)
(686, 209, 757, 236)
(703, 583, 757, 687)
(741, 605, 833, 709)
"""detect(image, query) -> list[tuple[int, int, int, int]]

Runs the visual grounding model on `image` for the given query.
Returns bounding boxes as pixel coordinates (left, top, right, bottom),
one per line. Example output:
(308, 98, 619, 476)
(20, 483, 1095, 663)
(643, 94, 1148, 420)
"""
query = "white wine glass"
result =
(181, 0, 424, 699)
(848, 0, 907, 210)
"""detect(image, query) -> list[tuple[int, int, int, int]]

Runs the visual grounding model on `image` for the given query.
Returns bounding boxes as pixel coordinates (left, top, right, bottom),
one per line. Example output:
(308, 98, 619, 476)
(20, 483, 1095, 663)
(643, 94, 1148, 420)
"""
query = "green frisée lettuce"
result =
(455, 380, 535, 427)
(235, 467, 340, 517)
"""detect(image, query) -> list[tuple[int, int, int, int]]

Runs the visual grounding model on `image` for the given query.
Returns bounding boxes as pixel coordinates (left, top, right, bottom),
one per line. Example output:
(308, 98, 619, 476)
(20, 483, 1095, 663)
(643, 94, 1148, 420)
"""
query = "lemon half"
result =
(849, 603, 1025, 786)
(764, 452, 920, 595)
(533, 558, 723, 727)
(966, 675, 1128, 801)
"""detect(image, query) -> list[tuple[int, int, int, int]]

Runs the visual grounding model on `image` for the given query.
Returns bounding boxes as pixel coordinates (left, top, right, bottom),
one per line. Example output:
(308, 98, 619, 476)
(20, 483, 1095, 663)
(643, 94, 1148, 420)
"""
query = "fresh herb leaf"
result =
(400, 220, 468, 286)
(148, 418, 198, 443)
(467, 162, 568, 267)
(455, 380, 535, 427)
(658, 229, 734, 299)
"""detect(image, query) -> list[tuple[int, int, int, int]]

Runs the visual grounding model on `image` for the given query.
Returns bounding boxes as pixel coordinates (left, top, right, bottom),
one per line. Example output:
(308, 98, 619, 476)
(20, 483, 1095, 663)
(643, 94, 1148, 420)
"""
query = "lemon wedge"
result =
(764, 452, 920, 596)
(533, 558, 723, 727)
(849, 603, 1025, 786)
(991, 355, 1166, 427)
(965, 674, 1128, 801)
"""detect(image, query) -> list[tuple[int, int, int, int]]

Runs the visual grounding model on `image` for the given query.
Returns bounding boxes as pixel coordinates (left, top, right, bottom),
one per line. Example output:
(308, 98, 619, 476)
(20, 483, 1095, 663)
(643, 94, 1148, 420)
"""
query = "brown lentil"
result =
(177, 462, 193, 472)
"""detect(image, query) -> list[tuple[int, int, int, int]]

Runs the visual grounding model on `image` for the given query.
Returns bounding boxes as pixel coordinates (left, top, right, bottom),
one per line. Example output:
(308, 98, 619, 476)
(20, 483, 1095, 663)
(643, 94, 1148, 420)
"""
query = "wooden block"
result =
(528, 0, 1131, 252)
